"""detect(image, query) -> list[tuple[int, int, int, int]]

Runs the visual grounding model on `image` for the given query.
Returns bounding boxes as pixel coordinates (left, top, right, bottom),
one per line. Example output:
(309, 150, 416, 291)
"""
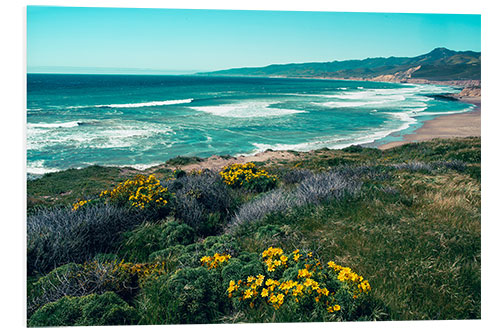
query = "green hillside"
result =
(201, 48, 481, 81)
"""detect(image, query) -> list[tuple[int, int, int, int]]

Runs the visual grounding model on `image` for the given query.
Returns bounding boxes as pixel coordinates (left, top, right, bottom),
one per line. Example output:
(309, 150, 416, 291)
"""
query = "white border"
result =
(2, 1, 497, 333)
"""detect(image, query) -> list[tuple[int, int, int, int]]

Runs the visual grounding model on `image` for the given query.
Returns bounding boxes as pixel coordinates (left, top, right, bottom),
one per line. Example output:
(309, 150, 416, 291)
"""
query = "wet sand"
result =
(378, 98, 481, 150)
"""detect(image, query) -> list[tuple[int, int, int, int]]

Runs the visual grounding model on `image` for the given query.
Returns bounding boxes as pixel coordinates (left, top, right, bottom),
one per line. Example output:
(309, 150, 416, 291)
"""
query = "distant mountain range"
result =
(199, 48, 481, 83)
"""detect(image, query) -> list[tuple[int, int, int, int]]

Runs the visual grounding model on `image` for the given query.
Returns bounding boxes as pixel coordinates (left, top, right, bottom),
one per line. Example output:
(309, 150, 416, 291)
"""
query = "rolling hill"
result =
(200, 48, 481, 82)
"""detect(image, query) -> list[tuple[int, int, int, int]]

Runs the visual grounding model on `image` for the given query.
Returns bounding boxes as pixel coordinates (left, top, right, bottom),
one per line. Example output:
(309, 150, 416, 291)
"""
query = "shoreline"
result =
(377, 97, 481, 150)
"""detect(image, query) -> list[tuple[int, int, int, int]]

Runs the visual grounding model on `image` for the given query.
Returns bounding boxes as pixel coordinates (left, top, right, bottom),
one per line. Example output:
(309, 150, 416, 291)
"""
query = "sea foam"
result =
(61, 99, 194, 109)
(190, 101, 306, 118)
(95, 99, 194, 108)
(27, 121, 80, 128)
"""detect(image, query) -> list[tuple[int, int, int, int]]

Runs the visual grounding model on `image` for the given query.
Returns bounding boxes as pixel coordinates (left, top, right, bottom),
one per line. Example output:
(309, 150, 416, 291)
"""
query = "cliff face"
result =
(458, 87, 481, 97)
(371, 66, 422, 82)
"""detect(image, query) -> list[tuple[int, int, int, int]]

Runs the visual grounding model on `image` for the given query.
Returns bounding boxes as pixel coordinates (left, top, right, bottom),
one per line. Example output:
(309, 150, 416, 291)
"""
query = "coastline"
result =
(377, 97, 481, 150)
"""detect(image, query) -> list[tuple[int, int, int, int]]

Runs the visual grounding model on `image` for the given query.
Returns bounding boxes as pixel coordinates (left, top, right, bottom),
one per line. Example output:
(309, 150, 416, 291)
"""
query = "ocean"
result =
(27, 74, 475, 175)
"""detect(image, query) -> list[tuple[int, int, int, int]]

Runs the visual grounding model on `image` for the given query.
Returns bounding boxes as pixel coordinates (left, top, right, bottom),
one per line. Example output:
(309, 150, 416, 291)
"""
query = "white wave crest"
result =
(27, 121, 80, 129)
(248, 127, 397, 153)
(247, 106, 433, 154)
(416, 105, 475, 117)
(96, 98, 193, 108)
(27, 121, 175, 150)
(191, 101, 306, 118)
(106, 162, 164, 170)
(27, 160, 62, 175)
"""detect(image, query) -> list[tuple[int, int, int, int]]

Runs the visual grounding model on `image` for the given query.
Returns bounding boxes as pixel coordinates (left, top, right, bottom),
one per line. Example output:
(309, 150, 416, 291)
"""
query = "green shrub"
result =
(27, 165, 129, 211)
(148, 244, 187, 272)
(119, 219, 195, 262)
(224, 247, 377, 322)
(137, 267, 228, 324)
(167, 155, 204, 166)
(28, 292, 138, 327)
(467, 165, 481, 181)
(28, 263, 82, 317)
(220, 252, 264, 287)
(147, 234, 240, 270)
(27, 260, 149, 317)
(342, 145, 364, 153)
(202, 234, 240, 256)
(173, 169, 187, 178)
(446, 148, 480, 163)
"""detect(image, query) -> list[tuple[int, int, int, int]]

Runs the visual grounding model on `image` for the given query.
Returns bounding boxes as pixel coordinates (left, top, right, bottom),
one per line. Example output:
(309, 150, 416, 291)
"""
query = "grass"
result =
(27, 166, 136, 211)
(26, 137, 480, 323)
(233, 170, 479, 319)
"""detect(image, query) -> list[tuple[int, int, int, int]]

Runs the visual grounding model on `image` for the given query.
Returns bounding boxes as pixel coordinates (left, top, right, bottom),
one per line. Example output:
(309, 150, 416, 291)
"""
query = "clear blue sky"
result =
(27, 6, 481, 74)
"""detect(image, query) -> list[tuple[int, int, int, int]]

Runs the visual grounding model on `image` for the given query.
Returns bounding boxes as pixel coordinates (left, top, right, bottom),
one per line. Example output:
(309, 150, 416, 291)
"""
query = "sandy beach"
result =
(378, 97, 481, 150)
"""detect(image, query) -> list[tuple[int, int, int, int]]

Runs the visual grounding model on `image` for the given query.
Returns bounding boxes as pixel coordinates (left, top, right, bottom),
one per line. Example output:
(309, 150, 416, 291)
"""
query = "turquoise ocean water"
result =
(27, 74, 475, 175)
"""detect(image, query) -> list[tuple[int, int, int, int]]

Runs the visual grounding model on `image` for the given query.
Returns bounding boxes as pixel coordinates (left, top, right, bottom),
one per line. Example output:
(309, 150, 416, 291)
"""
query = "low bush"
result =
(294, 170, 362, 205)
(230, 189, 293, 230)
(27, 203, 149, 275)
(28, 292, 139, 327)
(222, 247, 377, 322)
(28, 263, 84, 317)
(446, 148, 480, 164)
(392, 161, 433, 172)
(141, 247, 379, 323)
(431, 160, 467, 172)
(118, 219, 195, 262)
(342, 145, 364, 153)
(148, 234, 240, 268)
(467, 165, 481, 181)
(98, 174, 174, 217)
(28, 259, 170, 318)
(229, 171, 362, 231)
(167, 170, 233, 236)
(280, 168, 314, 185)
(392, 160, 467, 174)
(220, 162, 277, 192)
(137, 267, 228, 324)
(166, 155, 204, 166)
(173, 169, 187, 178)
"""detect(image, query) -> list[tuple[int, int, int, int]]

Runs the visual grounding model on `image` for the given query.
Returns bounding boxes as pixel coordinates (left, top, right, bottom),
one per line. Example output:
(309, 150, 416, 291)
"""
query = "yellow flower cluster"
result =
(327, 304, 341, 312)
(189, 169, 203, 175)
(327, 261, 371, 295)
(99, 174, 171, 210)
(72, 199, 90, 211)
(226, 247, 370, 314)
(219, 162, 276, 187)
(262, 246, 289, 272)
(79, 260, 169, 288)
(113, 260, 168, 282)
(200, 253, 232, 270)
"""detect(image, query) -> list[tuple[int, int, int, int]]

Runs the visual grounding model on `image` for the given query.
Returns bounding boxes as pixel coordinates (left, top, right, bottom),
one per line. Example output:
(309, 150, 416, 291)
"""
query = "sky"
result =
(26, 6, 481, 74)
